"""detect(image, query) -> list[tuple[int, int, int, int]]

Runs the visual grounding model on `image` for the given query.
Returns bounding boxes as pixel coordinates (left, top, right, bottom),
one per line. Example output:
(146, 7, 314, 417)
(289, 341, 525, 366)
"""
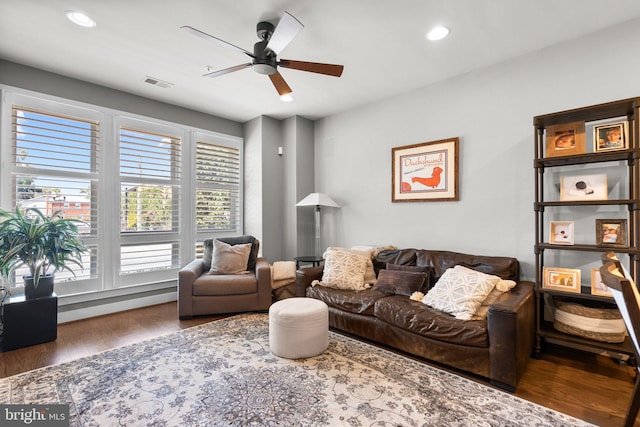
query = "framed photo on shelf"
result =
(543, 267, 581, 293)
(595, 218, 627, 247)
(549, 221, 574, 245)
(590, 268, 612, 297)
(560, 174, 608, 201)
(391, 137, 459, 202)
(545, 121, 586, 158)
(594, 121, 628, 152)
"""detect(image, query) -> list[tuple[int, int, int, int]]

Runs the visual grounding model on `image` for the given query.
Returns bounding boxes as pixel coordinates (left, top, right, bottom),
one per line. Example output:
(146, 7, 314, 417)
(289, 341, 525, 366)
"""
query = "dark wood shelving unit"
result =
(534, 97, 640, 361)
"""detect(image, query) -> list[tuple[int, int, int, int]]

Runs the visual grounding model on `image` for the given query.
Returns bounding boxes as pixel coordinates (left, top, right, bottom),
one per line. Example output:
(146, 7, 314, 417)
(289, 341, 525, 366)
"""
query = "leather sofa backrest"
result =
(374, 249, 519, 288)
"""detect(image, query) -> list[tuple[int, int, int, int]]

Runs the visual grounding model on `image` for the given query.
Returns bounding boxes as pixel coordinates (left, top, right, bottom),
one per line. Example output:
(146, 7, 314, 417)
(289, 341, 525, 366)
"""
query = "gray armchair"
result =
(178, 236, 272, 319)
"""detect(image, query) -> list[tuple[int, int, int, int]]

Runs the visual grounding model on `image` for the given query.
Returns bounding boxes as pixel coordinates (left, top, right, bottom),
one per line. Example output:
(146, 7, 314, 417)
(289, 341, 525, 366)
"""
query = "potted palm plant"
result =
(0, 207, 87, 299)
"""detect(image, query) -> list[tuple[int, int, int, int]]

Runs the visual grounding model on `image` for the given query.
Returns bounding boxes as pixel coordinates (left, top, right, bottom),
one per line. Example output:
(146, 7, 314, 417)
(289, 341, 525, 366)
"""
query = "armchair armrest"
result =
(296, 265, 324, 297)
(487, 280, 535, 391)
(178, 259, 205, 319)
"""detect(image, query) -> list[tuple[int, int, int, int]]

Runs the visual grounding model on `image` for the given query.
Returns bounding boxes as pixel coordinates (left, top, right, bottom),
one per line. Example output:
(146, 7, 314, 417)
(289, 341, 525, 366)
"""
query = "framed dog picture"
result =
(545, 121, 586, 158)
(392, 137, 459, 202)
(594, 121, 628, 152)
(595, 218, 627, 247)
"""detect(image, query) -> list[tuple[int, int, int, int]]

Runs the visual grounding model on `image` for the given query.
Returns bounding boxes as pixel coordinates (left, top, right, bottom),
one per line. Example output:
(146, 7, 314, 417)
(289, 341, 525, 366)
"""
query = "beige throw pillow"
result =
(208, 240, 252, 275)
(471, 279, 517, 320)
(422, 265, 501, 320)
(319, 250, 370, 290)
(326, 247, 377, 285)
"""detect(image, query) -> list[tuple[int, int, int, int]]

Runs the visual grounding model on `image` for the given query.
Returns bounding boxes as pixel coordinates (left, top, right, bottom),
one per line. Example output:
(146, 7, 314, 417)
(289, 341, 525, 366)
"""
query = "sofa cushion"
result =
(193, 274, 258, 296)
(373, 249, 417, 274)
(372, 269, 428, 296)
(203, 236, 259, 272)
(416, 249, 519, 282)
(208, 240, 252, 275)
(374, 296, 489, 348)
(387, 263, 430, 273)
(386, 263, 432, 292)
(307, 285, 387, 316)
(318, 250, 370, 290)
(423, 265, 500, 320)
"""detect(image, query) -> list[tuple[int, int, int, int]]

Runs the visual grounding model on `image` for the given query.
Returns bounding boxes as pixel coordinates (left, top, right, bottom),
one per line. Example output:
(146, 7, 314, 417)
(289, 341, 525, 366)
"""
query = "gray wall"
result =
(283, 116, 315, 260)
(313, 17, 640, 280)
(244, 115, 316, 262)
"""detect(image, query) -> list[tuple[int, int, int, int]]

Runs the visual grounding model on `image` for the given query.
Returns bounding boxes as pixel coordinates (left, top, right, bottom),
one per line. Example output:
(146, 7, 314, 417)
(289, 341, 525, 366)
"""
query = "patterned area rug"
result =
(0, 313, 593, 426)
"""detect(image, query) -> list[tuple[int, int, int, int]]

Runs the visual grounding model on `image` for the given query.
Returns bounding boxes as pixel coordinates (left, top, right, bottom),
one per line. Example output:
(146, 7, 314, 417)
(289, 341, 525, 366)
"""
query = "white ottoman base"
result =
(269, 297, 329, 359)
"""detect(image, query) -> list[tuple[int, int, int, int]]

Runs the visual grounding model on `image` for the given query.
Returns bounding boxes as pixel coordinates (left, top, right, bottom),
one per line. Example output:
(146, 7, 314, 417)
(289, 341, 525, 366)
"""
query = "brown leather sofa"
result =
(295, 248, 535, 392)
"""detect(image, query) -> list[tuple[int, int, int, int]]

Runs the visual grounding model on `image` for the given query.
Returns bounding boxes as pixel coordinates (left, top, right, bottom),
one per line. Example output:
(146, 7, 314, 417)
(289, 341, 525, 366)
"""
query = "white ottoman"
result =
(269, 297, 329, 359)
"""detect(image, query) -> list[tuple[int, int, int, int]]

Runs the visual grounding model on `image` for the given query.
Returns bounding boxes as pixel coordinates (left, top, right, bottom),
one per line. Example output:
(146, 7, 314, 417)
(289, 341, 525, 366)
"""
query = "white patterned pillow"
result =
(326, 247, 376, 285)
(422, 265, 501, 320)
(319, 250, 370, 290)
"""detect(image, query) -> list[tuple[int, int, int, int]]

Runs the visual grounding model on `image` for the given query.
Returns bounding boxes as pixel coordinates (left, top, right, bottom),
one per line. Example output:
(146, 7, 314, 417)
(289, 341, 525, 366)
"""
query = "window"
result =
(0, 87, 243, 298)
(194, 133, 242, 257)
(195, 142, 240, 232)
(9, 104, 100, 289)
(118, 123, 182, 277)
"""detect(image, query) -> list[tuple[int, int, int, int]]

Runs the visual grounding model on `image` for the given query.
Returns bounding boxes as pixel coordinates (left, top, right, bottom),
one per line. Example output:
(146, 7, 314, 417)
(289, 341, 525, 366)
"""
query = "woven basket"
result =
(553, 299, 626, 343)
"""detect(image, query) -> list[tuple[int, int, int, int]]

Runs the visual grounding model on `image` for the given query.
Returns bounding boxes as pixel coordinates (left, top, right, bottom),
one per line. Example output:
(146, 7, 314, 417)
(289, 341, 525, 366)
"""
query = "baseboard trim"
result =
(58, 291, 177, 324)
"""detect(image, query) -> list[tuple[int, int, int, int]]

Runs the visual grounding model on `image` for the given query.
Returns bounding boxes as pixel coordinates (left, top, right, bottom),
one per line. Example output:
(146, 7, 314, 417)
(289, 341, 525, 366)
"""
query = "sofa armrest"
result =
(487, 280, 535, 391)
(178, 259, 205, 318)
(254, 257, 273, 309)
(296, 265, 324, 297)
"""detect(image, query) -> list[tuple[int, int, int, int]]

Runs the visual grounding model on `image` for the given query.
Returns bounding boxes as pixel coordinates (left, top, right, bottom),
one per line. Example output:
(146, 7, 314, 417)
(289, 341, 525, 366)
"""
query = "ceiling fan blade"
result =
(279, 59, 344, 77)
(181, 25, 254, 58)
(268, 71, 292, 96)
(203, 63, 252, 78)
(266, 12, 303, 55)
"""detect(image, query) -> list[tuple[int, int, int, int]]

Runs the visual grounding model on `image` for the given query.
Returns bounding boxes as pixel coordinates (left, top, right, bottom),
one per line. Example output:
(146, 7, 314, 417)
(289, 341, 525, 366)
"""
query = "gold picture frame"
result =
(391, 137, 459, 202)
(545, 121, 586, 158)
(543, 267, 581, 293)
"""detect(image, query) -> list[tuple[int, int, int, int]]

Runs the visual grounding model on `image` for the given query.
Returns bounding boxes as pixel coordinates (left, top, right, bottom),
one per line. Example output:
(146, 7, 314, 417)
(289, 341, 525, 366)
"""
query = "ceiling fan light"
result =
(65, 10, 96, 28)
(426, 26, 449, 41)
(253, 63, 277, 75)
(280, 94, 294, 102)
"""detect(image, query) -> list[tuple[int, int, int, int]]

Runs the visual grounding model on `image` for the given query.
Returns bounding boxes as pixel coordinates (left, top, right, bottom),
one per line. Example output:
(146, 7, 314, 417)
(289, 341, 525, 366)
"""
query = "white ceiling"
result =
(2, 0, 640, 123)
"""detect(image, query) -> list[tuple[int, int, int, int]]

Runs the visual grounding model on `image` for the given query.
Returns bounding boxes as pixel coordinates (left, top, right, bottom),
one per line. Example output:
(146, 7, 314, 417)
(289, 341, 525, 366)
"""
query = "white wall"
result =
(313, 18, 640, 280)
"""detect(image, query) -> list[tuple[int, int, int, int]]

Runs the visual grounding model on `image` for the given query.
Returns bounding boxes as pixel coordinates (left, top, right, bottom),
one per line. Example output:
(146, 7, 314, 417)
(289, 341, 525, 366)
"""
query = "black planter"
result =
(23, 274, 55, 300)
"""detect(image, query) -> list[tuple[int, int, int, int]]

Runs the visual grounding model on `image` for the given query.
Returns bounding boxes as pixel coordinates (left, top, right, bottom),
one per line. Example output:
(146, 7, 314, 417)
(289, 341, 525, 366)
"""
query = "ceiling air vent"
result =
(143, 76, 173, 89)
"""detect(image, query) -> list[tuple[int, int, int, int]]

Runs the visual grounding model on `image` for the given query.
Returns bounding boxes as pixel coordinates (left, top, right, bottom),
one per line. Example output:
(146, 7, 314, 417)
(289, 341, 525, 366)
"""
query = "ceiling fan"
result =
(181, 12, 344, 99)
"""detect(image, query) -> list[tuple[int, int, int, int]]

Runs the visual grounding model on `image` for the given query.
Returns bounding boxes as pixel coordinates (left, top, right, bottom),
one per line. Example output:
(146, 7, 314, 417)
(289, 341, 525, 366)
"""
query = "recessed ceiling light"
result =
(280, 94, 294, 102)
(65, 11, 96, 28)
(426, 26, 449, 41)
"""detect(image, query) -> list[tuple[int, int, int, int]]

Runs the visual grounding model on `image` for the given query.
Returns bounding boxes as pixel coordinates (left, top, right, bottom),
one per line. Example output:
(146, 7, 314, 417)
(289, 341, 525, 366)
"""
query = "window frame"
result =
(0, 85, 244, 299)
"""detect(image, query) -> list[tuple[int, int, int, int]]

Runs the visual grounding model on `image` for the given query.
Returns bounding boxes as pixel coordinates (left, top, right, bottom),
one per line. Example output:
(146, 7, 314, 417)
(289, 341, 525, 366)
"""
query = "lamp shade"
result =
(296, 193, 340, 208)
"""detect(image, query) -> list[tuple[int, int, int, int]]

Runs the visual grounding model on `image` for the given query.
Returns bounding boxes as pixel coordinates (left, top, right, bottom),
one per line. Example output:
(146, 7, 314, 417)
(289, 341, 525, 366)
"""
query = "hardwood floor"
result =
(0, 301, 637, 426)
